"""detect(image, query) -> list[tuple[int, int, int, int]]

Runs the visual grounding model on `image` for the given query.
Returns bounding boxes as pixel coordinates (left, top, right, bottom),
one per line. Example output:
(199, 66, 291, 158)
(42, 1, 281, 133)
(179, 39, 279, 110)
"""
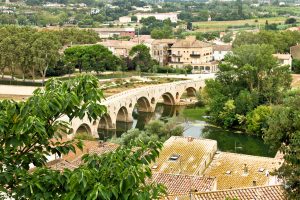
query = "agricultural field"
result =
(193, 17, 286, 32)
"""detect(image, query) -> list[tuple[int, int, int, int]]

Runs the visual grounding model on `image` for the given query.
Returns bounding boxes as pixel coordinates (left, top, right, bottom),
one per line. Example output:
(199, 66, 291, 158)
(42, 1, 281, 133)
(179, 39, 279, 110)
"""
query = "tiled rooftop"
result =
(61, 140, 118, 162)
(203, 152, 282, 190)
(48, 141, 118, 171)
(166, 185, 286, 200)
(172, 38, 211, 48)
(151, 136, 217, 175)
(213, 45, 232, 51)
(290, 44, 300, 60)
(150, 173, 216, 196)
(99, 40, 137, 49)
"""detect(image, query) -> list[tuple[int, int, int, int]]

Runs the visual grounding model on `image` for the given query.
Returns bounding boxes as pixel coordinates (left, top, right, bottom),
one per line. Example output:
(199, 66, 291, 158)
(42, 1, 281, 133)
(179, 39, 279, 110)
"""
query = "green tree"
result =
(245, 105, 272, 135)
(233, 30, 300, 53)
(292, 59, 300, 74)
(264, 91, 300, 199)
(205, 44, 291, 130)
(218, 99, 237, 128)
(151, 26, 173, 39)
(222, 32, 233, 43)
(0, 75, 166, 199)
(0, 75, 105, 197)
(131, 15, 137, 22)
(285, 17, 297, 24)
(129, 44, 156, 72)
(64, 44, 121, 73)
(112, 119, 183, 146)
(31, 32, 61, 83)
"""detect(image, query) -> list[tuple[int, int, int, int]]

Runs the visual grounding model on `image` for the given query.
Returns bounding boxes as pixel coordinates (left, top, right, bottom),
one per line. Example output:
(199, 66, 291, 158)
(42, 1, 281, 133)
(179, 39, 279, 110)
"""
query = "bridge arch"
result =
(116, 106, 130, 122)
(75, 123, 92, 135)
(98, 114, 114, 129)
(161, 92, 175, 105)
(135, 96, 152, 112)
(185, 87, 197, 97)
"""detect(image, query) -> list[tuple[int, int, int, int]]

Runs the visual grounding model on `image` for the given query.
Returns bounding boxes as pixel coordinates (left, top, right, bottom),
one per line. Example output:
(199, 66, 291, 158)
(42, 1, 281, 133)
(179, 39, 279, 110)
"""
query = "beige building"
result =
(99, 40, 137, 57)
(169, 36, 216, 73)
(89, 28, 135, 39)
(135, 12, 178, 23)
(152, 39, 177, 66)
(118, 16, 132, 23)
(151, 36, 217, 73)
(273, 53, 292, 69)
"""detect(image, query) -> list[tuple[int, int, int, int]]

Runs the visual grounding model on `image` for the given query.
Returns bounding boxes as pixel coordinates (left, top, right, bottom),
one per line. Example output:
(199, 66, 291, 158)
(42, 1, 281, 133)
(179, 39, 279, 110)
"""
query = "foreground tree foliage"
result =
(264, 90, 300, 199)
(0, 75, 165, 199)
(205, 44, 291, 134)
(15, 142, 165, 200)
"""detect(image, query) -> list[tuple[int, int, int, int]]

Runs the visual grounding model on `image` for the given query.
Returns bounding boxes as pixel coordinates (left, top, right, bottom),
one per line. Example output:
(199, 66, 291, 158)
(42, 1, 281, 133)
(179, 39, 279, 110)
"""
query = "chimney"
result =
(243, 164, 248, 175)
(253, 180, 257, 186)
(188, 136, 194, 142)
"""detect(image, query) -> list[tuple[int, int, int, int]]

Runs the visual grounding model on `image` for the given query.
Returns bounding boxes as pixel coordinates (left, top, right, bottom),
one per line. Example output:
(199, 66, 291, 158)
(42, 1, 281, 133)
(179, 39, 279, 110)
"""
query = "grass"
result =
(74, 132, 97, 141)
(193, 17, 286, 32)
(182, 106, 208, 121)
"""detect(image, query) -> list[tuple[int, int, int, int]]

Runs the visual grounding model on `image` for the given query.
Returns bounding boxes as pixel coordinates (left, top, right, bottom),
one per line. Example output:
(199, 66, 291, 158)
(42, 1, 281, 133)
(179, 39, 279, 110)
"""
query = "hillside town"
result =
(0, 0, 300, 199)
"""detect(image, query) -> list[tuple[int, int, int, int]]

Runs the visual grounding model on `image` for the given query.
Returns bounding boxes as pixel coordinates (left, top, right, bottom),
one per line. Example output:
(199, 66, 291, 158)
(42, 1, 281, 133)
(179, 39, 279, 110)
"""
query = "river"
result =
(98, 103, 276, 157)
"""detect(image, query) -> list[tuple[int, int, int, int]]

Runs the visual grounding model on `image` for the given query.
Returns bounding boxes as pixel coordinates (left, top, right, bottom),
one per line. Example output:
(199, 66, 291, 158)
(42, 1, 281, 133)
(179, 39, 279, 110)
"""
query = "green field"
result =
(193, 17, 286, 32)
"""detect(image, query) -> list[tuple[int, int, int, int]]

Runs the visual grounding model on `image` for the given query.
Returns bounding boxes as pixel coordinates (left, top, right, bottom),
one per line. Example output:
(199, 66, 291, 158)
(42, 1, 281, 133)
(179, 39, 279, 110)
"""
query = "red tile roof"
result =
(48, 141, 118, 171)
(213, 45, 232, 51)
(150, 173, 216, 195)
(166, 185, 286, 200)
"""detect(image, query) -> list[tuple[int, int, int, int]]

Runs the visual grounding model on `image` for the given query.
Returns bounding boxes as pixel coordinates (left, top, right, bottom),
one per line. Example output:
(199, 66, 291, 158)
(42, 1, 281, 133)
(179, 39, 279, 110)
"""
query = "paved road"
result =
(0, 85, 39, 96)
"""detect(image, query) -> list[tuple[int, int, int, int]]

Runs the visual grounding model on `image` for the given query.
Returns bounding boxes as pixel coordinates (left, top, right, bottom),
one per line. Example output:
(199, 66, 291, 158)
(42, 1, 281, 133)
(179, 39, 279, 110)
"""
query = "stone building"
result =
(151, 39, 177, 66)
(169, 36, 216, 73)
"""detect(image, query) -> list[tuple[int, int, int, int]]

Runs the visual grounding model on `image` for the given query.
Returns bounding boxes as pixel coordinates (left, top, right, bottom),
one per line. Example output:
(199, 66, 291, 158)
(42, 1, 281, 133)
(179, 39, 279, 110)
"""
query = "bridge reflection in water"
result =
(98, 104, 184, 141)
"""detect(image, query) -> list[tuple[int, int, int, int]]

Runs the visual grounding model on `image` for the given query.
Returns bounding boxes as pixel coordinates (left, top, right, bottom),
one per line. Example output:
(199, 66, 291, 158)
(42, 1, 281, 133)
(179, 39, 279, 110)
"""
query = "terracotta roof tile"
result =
(193, 185, 286, 200)
(152, 136, 217, 175)
(172, 40, 211, 48)
(213, 45, 232, 51)
(166, 185, 285, 200)
(151, 173, 216, 195)
(203, 152, 282, 190)
(48, 141, 118, 171)
(290, 45, 300, 60)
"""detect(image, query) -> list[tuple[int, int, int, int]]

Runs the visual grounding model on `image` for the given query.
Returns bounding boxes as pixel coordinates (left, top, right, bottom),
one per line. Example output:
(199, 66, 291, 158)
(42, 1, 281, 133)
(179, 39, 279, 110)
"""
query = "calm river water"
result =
(98, 104, 276, 157)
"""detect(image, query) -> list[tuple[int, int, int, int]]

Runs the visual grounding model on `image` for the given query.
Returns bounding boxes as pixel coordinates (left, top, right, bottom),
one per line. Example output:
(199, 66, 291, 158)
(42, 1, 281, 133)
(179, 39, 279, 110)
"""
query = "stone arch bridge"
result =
(67, 79, 205, 138)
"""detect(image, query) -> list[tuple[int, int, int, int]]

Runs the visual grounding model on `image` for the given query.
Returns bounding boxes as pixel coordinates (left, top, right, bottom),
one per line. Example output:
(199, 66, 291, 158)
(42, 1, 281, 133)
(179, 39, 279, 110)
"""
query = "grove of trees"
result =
(64, 45, 123, 73)
(263, 90, 300, 199)
(233, 30, 300, 53)
(0, 26, 100, 81)
(202, 43, 299, 198)
(204, 44, 292, 134)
